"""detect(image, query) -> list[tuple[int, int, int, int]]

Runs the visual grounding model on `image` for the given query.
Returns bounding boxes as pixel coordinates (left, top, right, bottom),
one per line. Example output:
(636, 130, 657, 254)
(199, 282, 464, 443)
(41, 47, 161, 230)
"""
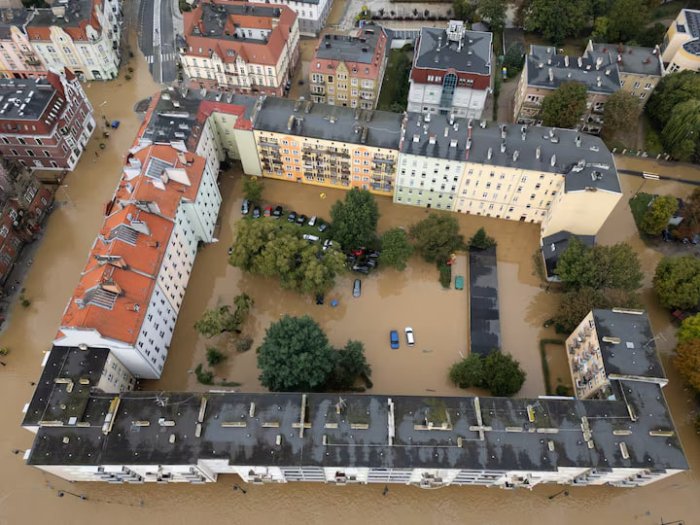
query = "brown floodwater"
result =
(1, 15, 700, 522)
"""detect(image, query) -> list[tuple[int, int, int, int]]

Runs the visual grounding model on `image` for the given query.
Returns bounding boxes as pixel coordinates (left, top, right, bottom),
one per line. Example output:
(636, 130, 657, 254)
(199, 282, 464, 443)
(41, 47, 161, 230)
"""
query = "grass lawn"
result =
(377, 47, 413, 112)
(629, 192, 654, 233)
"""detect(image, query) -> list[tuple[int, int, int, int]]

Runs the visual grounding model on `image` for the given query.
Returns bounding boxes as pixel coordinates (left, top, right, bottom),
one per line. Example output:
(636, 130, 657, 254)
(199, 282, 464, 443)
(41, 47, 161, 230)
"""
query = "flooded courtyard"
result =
(0, 7, 700, 522)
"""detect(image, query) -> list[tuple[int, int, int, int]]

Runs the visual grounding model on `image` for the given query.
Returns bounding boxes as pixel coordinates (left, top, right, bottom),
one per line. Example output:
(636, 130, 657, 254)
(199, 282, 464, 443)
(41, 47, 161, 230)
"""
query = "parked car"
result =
(317, 222, 328, 233)
(404, 327, 415, 346)
(353, 279, 361, 297)
(366, 258, 377, 269)
(323, 239, 334, 251)
(352, 248, 366, 257)
(308, 215, 317, 226)
(241, 199, 250, 215)
(315, 293, 324, 305)
(296, 214, 308, 225)
(287, 211, 297, 223)
(367, 250, 380, 259)
(390, 330, 400, 350)
(252, 206, 261, 219)
(263, 206, 272, 217)
(352, 264, 370, 275)
(273, 205, 283, 218)
(303, 234, 320, 242)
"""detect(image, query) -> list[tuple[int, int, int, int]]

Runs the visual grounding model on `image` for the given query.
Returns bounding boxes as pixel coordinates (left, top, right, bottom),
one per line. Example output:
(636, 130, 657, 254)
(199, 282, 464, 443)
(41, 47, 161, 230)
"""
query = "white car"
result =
(303, 234, 319, 242)
(308, 215, 317, 226)
(404, 327, 415, 346)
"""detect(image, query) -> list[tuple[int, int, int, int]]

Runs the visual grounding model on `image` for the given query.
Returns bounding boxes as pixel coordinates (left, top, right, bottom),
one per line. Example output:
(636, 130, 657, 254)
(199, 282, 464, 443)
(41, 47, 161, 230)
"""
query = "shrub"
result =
(195, 364, 214, 385)
(555, 385, 572, 397)
(469, 227, 496, 250)
(206, 347, 226, 367)
(236, 336, 253, 353)
(449, 354, 484, 388)
(0, 347, 9, 356)
(439, 262, 451, 288)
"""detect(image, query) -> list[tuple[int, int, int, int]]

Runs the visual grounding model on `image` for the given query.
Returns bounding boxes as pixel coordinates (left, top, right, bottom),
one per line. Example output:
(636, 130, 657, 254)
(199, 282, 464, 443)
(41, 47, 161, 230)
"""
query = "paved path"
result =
(138, 0, 178, 84)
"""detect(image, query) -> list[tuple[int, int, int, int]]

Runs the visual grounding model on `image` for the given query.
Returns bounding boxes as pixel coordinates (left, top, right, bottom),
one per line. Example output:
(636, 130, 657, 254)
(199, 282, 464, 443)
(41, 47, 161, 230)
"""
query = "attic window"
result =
(625, 342, 635, 349)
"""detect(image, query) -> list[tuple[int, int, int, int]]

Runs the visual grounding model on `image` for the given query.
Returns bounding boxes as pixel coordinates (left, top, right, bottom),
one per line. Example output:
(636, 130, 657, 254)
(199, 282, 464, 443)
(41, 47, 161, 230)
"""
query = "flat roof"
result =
(28, 0, 93, 29)
(26, 384, 688, 472)
(590, 43, 663, 77)
(253, 97, 403, 150)
(315, 29, 384, 65)
(414, 26, 492, 76)
(0, 77, 58, 122)
(526, 45, 620, 94)
(194, 2, 281, 42)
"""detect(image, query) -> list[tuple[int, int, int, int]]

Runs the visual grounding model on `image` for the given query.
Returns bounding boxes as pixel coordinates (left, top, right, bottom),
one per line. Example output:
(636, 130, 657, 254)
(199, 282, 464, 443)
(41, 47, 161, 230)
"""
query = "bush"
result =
(449, 351, 526, 396)
(236, 336, 253, 352)
(439, 262, 451, 288)
(206, 347, 226, 367)
(0, 347, 9, 356)
(555, 385, 572, 397)
(449, 354, 484, 388)
(195, 364, 214, 385)
(469, 227, 496, 250)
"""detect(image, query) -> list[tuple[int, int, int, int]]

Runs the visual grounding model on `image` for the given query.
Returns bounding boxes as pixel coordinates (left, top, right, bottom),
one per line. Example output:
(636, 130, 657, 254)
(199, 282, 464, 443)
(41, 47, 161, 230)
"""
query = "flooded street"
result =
(1, 14, 700, 523)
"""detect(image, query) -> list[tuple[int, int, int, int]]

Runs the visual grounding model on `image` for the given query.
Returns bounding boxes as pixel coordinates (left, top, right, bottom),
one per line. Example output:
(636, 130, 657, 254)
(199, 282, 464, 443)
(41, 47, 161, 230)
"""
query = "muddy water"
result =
(1, 22, 700, 523)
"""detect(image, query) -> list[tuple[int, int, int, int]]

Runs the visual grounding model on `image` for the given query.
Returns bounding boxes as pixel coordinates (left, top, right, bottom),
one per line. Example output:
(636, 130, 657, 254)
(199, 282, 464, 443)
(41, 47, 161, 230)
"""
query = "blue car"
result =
(390, 330, 400, 350)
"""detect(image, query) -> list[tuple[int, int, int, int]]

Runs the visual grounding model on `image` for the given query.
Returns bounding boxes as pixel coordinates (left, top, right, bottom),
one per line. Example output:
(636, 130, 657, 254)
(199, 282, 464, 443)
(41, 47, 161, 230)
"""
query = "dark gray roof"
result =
(0, 9, 29, 39)
(469, 247, 501, 357)
(253, 97, 403, 150)
(22, 346, 112, 427)
(682, 40, 700, 56)
(592, 309, 666, 381)
(526, 45, 620, 94)
(26, 384, 688, 473)
(193, 2, 281, 41)
(683, 9, 700, 38)
(590, 43, 663, 77)
(315, 29, 384, 65)
(541, 231, 595, 279)
(0, 77, 58, 122)
(414, 26, 492, 76)
(28, 0, 94, 29)
(400, 111, 469, 161)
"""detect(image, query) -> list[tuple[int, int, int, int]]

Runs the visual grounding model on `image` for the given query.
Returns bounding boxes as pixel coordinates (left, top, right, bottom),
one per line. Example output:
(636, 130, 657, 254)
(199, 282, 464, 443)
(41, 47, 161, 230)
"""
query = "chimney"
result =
(564, 55, 569, 67)
(596, 56, 603, 70)
(513, 150, 519, 162)
(444, 126, 449, 137)
(575, 135, 582, 147)
(500, 141, 506, 153)
(413, 134, 420, 143)
(487, 147, 493, 160)
(535, 146, 541, 160)
(548, 67, 554, 83)
(577, 57, 583, 68)
(550, 154, 556, 167)
(596, 76, 602, 88)
(428, 134, 436, 145)
(450, 139, 458, 148)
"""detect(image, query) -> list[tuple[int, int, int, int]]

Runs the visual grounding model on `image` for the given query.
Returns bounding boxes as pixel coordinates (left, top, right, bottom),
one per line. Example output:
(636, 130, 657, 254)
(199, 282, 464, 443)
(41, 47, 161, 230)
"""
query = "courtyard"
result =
(146, 168, 551, 397)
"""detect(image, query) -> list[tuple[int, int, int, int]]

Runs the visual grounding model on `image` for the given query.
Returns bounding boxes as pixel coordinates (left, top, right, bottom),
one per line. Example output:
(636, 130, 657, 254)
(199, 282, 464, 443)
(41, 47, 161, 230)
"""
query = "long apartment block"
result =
(23, 310, 687, 487)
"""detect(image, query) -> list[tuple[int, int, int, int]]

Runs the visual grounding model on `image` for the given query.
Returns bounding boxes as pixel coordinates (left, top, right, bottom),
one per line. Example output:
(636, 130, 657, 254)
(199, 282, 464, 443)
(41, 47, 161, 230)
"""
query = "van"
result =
(303, 234, 320, 242)
(404, 327, 415, 346)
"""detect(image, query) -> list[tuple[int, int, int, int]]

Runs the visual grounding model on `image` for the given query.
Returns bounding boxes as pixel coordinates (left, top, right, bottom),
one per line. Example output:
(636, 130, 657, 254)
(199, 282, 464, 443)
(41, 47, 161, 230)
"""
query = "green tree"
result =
(330, 340, 373, 390)
(654, 256, 700, 310)
(452, 0, 477, 21)
(468, 227, 496, 250)
(553, 287, 640, 333)
(478, 0, 507, 32)
(257, 315, 336, 391)
(482, 352, 526, 396)
(195, 306, 236, 337)
(449, 354, 485, 388)
(379, 228, 414, 270)
(330, 188, 379, 250)
(605, 0, 649, 42)
(661, 99, 700, 162)
(409, 213, 464, 263)
(555, 238, 642, 292)
(674, 339, 700, 391)
(231, 293, 254, 330)
(206, 347, 226, 366)
(646, 72, 700, 130)
(602, 91, 641, 139)
(540, 82, 588, 129)
(524, 0, 589, 44)
(678, 314, 700, 344)
(242, 176, 264, 203)
(195, 364, 214, 385)
(640, 195, 678, 236)
(503, 43, 525, 77)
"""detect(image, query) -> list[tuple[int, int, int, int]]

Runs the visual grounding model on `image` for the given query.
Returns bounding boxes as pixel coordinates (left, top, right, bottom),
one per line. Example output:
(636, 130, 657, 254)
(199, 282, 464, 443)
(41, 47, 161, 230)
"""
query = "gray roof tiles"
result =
(590, 43, 663, 77)
(0, 76, 58, 122)
(315, 29, 384, 65)
(414, 26, 492, 76)
(28, 0, 94, 29)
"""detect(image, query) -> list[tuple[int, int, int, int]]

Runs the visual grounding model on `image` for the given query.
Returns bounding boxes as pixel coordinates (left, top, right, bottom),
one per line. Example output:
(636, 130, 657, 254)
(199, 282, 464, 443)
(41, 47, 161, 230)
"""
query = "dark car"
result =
(367, 250, 380, 259)
(287, 211, 297, 223)
(366, 258, 377, 269)
(252, 206, 261, 219)
(315, 293, 324, 305)
(296, 214, 308, 225)
(317, 222, 328, 233)
(273, 205, 283, 218)
(352, 279, 361, 297)
(352, 264, 370, 275)
(241, 199, 250, 215)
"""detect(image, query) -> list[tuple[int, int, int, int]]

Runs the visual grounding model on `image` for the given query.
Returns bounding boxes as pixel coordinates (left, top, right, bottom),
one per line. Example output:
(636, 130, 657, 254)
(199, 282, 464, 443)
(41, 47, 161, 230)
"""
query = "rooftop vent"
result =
(500, 141, 506, 153)
(512, 150, 519, 162)
(550, 154, 556, 167)
(428, 134, 436, 145)
(536, 146, 541, 160)
(450, 139, 458, 148)
(487, 147, 493, 160)
(413, 134, 420, 143)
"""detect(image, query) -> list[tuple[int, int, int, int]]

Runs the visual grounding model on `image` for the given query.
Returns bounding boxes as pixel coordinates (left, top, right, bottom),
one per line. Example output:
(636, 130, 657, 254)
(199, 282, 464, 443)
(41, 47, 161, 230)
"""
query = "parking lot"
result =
(146, 169, 548, 397)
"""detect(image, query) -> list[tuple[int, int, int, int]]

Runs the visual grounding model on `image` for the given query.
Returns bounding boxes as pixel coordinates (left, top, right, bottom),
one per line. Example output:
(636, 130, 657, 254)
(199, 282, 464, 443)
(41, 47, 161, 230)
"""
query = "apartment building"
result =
(22, 346, 135, 433)
(0, 68, 95, 171)
(53, 144, 221, 379)
(407, 20, 492, 119)
(252, 97, 402, 195)
(514, 45, 622, 134)
(0, 9, 47, 79)
(262, 0, 332, 36)
(395, 112, 621, 236)
(309, 26, 388, 110)
(586, 41, 664, 106)
(26, 0, 122, 81)
(180, 0, 299, 96)
(661, 8, 700, 73)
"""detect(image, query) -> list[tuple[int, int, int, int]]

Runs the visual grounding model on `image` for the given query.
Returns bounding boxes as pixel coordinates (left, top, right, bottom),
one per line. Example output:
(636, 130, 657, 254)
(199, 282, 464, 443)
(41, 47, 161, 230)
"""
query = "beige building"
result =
(586, 41, 664, 106)
(661, 8, 700, 73)
(0, 10, 47, 79)
(252, 97, 402, 196)
(309, 26, 388, 110)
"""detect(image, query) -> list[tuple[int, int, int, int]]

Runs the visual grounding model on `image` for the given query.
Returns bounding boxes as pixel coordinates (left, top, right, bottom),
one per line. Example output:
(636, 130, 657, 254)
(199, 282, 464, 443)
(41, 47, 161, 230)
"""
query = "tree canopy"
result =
(468, 227, 496, 250)
(646, 72, 700, 130)
(379, 228, 414, 271)
(678, 314, 700, 345)
(640, 195, 678, 236)
(662, 99, 700, 163)
(553, 287, 641, 333)
(524, 0, 589, 44)
(477, 0, 507, 33)
(602, 91, 641, 139)
(328, 340, 373, 390)
(674, 339, 700, 392)
(555, 238, 643, 292)
(601, 0, 650, 42)
(229, 219, 346, 295)
(409, 213, 464, 263)
(654, 256, 700, 310)
(242, 176, 264, 203)
(452, 0, 477, 22)
(540, 82, 588, 129)
(257, 315, 336, 391)
(194, 293, 254, 337)
(330, 188, 379, 251)
(449, 354, 484, 389)
(449, 352, 526, 396)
